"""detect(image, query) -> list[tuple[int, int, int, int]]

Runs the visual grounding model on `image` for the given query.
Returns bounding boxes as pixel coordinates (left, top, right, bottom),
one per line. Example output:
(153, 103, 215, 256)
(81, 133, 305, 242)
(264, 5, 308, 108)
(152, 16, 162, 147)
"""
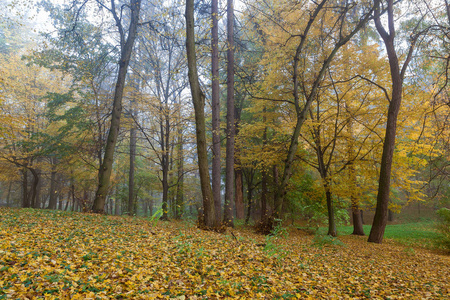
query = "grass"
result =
(316, 221, 441, 249)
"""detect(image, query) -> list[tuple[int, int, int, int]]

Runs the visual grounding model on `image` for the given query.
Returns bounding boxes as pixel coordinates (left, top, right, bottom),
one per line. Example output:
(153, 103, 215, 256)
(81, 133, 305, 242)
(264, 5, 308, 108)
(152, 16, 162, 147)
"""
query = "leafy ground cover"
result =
(1, 208, 449, 299)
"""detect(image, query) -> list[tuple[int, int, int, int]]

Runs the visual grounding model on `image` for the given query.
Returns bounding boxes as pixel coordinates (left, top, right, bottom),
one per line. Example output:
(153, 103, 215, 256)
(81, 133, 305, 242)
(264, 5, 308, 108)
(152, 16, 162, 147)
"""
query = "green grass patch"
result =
(317, 221, 440, 249)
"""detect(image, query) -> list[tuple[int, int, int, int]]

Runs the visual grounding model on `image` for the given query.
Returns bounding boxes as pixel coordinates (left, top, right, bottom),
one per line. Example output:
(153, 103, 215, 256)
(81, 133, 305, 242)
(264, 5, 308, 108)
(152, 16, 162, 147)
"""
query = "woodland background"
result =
(0, 0, 449, 241)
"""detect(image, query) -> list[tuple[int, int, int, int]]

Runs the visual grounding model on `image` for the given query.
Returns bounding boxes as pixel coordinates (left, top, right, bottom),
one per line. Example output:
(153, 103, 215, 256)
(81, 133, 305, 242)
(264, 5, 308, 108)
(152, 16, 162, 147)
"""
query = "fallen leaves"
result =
(0, 208, 449, 299)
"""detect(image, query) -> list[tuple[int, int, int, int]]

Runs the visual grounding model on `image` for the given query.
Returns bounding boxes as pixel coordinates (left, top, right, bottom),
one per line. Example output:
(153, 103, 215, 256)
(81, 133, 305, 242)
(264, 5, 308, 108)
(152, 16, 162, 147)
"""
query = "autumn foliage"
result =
(1, 208, 449, 299)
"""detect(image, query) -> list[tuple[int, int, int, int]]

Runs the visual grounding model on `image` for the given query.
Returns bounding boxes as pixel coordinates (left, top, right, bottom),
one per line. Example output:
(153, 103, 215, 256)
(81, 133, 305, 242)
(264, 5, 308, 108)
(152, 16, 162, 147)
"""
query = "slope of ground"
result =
(0, 208, 448, 299)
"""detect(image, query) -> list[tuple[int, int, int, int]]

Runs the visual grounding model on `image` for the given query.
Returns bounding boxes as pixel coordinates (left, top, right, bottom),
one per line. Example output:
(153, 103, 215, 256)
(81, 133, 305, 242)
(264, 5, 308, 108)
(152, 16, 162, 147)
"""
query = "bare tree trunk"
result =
(388, 209, 394, 222)
(128, 122, 136, 215)
(34, 169, 42, 209)
(92, 0, 141, 213)
(325, 187, 336, 237)
(234, 77, 244, 220)
(245, 180, 254, 225)
(223, 0, 235, 227)
(235, 167, 244, 219)
(64, 190, 70, 211)
(260, 119, 269, 223)
(368, 0, 416, 243)
(29, 168, 39, 209)
(186, 0, 217, 229)
(114, 187, 120, 215)
(261, 170, 268, 222)
(175, 122, 184, 219)
(211, 0, 222, 224)
(48, 164, 57, 210)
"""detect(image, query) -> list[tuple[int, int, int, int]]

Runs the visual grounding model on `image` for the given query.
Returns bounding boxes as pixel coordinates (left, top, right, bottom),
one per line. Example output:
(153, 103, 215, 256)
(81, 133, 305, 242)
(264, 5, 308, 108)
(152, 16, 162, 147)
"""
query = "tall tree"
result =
(128, 99, 137, 216)
(186, 0, 217, 229)
(245, 0, 381, 228)
(223, 0, 235, 227)
(92, 0, 142, 213)
(211, 0, 222, 224)
(368, 0, 420, 243)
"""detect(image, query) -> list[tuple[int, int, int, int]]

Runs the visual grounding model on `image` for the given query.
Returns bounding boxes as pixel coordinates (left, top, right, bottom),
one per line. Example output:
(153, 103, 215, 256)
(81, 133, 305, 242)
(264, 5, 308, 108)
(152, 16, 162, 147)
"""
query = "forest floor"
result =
(0, 208, 449, 299)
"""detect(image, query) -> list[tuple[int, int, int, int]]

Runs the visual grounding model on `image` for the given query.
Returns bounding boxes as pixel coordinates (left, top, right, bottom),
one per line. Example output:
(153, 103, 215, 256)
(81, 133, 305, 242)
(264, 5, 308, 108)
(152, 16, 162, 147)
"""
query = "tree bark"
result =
(368, 0, 415, 243)
(352, 209, 365, 235)
(235, 167, 244, 219)
(48, 161, 57, 210)
(261, 169, 268, 223)
(185, 0, 217, 229)
(175, 121, 184, 219)
(245, 179, 254, 225)
(92, 0, 141, 213)
(128, 121, 136, 215)
(33, 168, 42, 209)
(223, 0, 235, 227)
(325, 187, 336, 237)
(211, 0, 222, 224)
(22, 167, 29, 208)
(64, 190, 70, 211)
(388, 209, 394, 222)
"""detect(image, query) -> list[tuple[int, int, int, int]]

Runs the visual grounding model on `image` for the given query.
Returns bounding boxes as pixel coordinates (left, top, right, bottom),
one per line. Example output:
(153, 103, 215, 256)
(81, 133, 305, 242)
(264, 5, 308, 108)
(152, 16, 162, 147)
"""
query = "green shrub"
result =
(435, 208, 450, 252)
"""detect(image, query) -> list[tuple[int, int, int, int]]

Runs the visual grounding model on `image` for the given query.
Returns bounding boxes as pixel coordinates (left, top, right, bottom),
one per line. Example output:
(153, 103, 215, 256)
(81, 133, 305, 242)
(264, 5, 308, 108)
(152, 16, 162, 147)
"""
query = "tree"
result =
(243, 0, 381, 229)
(133, 0, 189, 220)
(223, 0, 235, 227)
(368, 0, 421, 243)
(211, 0, 222, 224)
(186, 0, 217, 229)
(92, 0, 142, 213)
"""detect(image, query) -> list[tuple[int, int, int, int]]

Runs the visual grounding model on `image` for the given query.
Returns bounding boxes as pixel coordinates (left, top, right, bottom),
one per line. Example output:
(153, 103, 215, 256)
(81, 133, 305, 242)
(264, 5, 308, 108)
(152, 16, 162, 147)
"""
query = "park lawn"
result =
(0, 208, 449, 299)
(318, 221, 441, 249)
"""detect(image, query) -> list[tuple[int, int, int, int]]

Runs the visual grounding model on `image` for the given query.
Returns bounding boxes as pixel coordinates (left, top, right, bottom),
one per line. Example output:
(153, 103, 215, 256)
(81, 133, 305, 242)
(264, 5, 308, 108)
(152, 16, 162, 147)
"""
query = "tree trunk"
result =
(128, 125, 136, 215)
(185, 0, 217, 229)
(245, 181, 254, 225)
(48, 165, 57, 210)
(175, 124, 184, 219)
(388, 209, 394, 222)
(261, 169, 268, 223)
(64, 190, 70, 211)
(235, 167, 244, 219)
(272, 165, 280, 219)
(325, 187, 336, 237)
(234, 71, 244, 220)
(28, 168, 39, 209)
(161, 161, 169, 220)
(223, 0, 235, 228)
(352, 209, 365, 235)
(92, 0, 141, 213)
(34, 169, 42, 209)
(22, 167, 30, 208)
(211, 0, 222, 224)
(368, 0, 415, 243)
(160, 110, 170, 220)
(115, 187, 120, 215)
